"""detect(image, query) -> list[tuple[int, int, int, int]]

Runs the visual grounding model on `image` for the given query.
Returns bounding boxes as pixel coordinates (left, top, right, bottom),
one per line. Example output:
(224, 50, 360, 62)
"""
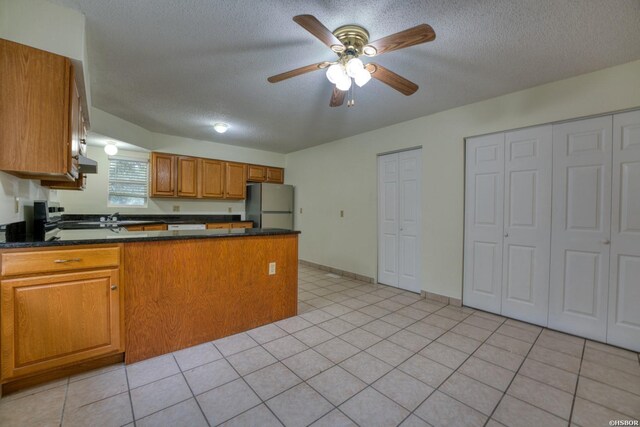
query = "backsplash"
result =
(0, 171, 58, 225)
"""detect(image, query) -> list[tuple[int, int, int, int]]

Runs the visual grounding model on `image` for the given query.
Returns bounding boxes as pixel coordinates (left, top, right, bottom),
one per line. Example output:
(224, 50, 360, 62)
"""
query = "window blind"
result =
(108, 157, 149, 207)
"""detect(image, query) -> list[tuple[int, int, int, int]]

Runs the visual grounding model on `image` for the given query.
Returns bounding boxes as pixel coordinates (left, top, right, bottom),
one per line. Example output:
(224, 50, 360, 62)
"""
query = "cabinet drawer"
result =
(1, 247, 120, 277)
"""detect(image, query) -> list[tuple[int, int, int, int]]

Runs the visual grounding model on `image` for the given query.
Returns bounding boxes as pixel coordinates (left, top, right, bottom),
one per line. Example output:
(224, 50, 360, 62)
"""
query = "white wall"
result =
(285, 59, 640, 299)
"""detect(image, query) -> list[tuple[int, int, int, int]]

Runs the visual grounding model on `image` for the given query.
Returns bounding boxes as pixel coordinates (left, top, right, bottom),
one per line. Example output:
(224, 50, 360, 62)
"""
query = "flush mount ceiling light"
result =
(104, 142, 118, 156)
(267, 15, 436, 107)
(213, 123, 229, 133)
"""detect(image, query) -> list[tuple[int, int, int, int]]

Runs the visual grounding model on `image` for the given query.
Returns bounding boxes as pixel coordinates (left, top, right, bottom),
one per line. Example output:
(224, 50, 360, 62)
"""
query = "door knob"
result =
(602, 239, 610, 245)
(504, 232, 509, 238)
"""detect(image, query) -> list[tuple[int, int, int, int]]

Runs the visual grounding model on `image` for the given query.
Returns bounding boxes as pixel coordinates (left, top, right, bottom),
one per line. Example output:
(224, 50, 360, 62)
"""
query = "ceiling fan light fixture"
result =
(335, 74, 352, 91)
(213, 123, 229, 133)
(362, 45, 377, 56)
(354, 68, 371, 87)
(345, 58, 364, 78)
(326, 64, 345, 84)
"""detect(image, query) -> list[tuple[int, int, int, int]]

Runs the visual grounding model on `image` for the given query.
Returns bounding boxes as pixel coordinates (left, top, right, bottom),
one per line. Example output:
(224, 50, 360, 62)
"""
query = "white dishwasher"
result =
(167, 224, 206, 231)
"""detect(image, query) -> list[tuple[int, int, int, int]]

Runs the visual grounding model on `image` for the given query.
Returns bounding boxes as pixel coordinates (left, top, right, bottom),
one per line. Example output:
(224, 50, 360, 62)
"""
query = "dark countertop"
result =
(59, 214, 245, 229)
(0, 227, 300, 249)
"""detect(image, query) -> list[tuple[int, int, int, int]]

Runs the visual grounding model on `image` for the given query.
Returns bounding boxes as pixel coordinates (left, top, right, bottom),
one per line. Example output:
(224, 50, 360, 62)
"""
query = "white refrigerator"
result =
(246, 183, 294, 229)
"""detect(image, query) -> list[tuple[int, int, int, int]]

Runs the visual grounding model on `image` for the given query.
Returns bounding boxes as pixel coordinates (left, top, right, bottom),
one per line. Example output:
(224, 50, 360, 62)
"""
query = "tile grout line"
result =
(123, 362, 138, 427)
(567, 340, 587, 426)
(171, 353, 212, 427)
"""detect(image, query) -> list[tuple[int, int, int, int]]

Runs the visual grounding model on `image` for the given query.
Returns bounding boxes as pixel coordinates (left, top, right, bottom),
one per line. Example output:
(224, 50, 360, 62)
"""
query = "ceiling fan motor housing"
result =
(333, 25, 370, 57)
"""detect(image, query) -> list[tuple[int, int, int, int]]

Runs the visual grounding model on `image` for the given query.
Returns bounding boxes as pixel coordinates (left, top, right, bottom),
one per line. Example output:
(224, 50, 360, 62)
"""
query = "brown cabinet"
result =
(231, 222, 253, 229)
(247, 165, 267, 182)
(206, 223, 231, 229)
(0, 246, 123, 382)
(206, 222, 252, 229)
(199, 159, 225, 198)
(177, 156, 198, 197)
(266, 167, 284, 184)
(125, 224, 167, 232)
(41, 173, 86, 191)
(225, 162, 247, 199)
(150, 152, 176, 197)
(0, 38, 81, 180)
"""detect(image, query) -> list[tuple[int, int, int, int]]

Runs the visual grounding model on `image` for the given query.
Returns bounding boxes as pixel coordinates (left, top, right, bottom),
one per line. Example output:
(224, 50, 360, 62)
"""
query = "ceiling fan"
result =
(267, 15, 436, 107)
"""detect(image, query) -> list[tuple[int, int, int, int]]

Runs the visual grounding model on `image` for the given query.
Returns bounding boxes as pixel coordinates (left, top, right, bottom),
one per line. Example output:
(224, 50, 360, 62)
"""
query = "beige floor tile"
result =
(282, 349, 333, 380)
(62, 392, 132, 427)
(582, 347, 640, 376)
(267, 383, 333, 427)
(314, 337, 361, 363)
(577, 377, 640, 418)
(474, 343, 524, 372)
(365, 340, 414, 366)
(468, 310, 506, 323)
(184, 358, 239, 395)
(571, 397, 637, 427)
(173, 342, 222, 371)
(136, 398, 207, 427)
(274, 316, 314, 333)
(486, 333, 533, 356)
(410, 300, 446, 313)
(507, 375, 573, 419)
(262, 335, 309, 360)
(399, 414, 432, 426)
(309, 409, 357, 427)
(503, 318, 542, 334)
(388, 330, 432, 352)
(130, 374, 192, 419)
(486, 419, 508, 427)
(398, 354, 453, 388)
(246, 323, 289, 344)
(340, 327, 383, 350)
(322, 303, 353, 317)
(373, 369, 434, 411)
(0, 385, 66, 427)
(227, 346, 277, 375)
(463, 314, 503, 332)
(339, 310, 375, 326)
(340, 352, 393, 383)
(422, 314, 459, 330)
(581, 360, 640, 395)
(439, 372, 503, 415)
(395, 306, 430, 321)
(300, 309, 335, 325)
(390, 293, 422, 305)
(357, 293, 386, 305)
(340, 387, 410, 427)
(214, 333, 258, 356)
(361, 319, 402, 338)
(318, 318, 357, 335)
(220, 404, 283, 427)
(244, 362, 301, 400)
(528, 344, 582, 373)
(415, 391, 486, 427)
(358, 305, 392, 318)
(375, 299, 405, 312)
(340, 297, 370, 309)
(585, 340, 638, 360)
(381, 313, 417, 328)
(307, 366, 367, 405)
(518, 358, 577, 393)
(436, 307, 472, 322)
(496, 324, 540, 343)
(436, 331, 482, 354)
(493, 395, 566, 427)
(419, 341, 469, 370)
(293, 325, 334, 347)
(451, 322, 493, 341)
(126, 354, 180, 389)
(197, 378, 261, 425)
(70, 364, 123, 383)
(458, 357, 515, 391)
(405, 321, 447, 340)
(65, 369, 128, 410)
(0, 377, 69, 402)
(536, 333, 584, 357)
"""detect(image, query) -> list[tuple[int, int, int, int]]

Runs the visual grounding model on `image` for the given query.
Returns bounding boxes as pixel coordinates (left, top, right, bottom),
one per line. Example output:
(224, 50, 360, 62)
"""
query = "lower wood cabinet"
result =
(125, 224, 168, 232)
(0, 268, 122, 381)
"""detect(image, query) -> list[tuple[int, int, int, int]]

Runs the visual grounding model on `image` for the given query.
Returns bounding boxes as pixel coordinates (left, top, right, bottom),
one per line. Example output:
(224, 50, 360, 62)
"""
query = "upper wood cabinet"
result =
(247, 165, 267, 182)
(225, 162, 247, 199)
(151, 152, 176, 197)
(177, 156, 198, 197)
(199, 159, 224, 198)
(266, 167, 284, 184)
(0, 38, 82, 181)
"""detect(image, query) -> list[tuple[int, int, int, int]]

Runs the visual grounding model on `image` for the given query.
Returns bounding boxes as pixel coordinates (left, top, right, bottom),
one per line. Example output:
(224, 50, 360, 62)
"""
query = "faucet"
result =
(106, 212, 119, 222)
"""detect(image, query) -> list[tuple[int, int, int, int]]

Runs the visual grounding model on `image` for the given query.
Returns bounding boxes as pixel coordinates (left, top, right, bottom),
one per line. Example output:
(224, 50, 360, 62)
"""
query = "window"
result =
(108, 157, 149, 207)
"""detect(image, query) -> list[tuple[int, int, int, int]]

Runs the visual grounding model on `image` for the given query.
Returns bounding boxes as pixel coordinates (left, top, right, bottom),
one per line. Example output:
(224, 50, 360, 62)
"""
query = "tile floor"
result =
(1, 264, 639, 427)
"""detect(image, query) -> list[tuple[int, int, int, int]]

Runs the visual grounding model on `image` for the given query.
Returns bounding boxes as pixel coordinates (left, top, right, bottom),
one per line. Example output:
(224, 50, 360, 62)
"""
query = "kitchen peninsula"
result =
(0, 228, 299, 392)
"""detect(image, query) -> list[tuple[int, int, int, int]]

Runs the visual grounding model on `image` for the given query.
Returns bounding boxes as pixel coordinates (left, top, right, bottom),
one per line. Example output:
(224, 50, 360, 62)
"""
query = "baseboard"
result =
(420, 290, 461, 307)
(299, 259, 375, 283)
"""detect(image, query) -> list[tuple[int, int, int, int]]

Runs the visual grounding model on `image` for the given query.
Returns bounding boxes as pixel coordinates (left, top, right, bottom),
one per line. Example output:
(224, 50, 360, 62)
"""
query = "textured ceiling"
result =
(54, 0, 640, 153)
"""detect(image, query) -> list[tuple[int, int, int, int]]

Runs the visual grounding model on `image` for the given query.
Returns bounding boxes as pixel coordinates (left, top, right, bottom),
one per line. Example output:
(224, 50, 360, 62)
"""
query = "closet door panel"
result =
(502, 125, 552, 325)
(608, 110, 640, 351)
(378, 153, 399, 286)
(549, 116, 612, 341)
(463, 133, 504, 313)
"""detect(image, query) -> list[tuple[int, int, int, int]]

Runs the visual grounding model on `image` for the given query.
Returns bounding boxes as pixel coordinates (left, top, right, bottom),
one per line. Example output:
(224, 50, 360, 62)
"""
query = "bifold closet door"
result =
(608, 110, 640, 351)
(549, 116, 612, 341)
(463, 133, 504, 313)
(378, 153, 400, 287)
(501, 126, 552, 325)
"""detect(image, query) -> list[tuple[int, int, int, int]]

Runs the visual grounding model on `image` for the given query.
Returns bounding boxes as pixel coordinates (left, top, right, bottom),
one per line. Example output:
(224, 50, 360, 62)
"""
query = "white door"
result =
(378, 153, 400, 287)
(608, 110, 640, 351)
(501, 126, 553, 325)
(377, 149, 422, 292)
(549, 116, 612, 341)
(463, 133, 505, 313)
(398, 149, 422, 292)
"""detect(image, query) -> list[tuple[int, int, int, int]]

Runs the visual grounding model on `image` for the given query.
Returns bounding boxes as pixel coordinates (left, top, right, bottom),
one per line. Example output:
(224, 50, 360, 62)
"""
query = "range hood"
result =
(77, 155, 98, 174)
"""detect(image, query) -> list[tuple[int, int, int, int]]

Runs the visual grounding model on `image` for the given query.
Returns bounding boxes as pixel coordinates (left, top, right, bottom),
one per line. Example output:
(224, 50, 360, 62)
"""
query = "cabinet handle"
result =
(111, 285, 118, 290)
(53, 258, 82, 263)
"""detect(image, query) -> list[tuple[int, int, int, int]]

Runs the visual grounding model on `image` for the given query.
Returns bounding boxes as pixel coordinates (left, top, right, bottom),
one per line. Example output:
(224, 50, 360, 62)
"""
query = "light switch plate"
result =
(173, 205, 180, 212)
(268, 262, 276, 275)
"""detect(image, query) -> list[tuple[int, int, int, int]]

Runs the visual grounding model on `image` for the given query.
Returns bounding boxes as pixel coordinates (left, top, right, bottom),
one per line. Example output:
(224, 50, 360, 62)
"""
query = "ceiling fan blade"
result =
(364, 24, 435, 56)
(267, 63, 325, 83)
(293, 15, 344, 51)
(365, 63, 418, 96)
(330, 87, 345, 107)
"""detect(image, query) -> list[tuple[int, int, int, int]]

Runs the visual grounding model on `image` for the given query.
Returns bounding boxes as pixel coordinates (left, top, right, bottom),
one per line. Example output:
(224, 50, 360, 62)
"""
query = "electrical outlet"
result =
(299, 208, 303, 214)
(14, 197, 19, 214)
(173, 205, 180, 212)
(268, 262, 276, 275)
(228, 207, 232, 213)
(340, 210, 344, 218)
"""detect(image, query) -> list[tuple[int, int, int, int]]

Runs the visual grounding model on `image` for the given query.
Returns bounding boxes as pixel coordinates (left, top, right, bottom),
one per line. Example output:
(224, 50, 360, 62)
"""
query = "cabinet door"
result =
(463, 133, 505, 314)
(1, 269, 122, 380)
(177, 156, 198, 197)
(247, 165, 267, 182)
(608, 110, 640, 352)
(266, 167, 284, 184)
(231, 222, 252, 229)
(501, 126, 552, 326)
(200, 159, 225, 198)
(207, 223, 231, 229)
(378, 153, 399, 287)
(225, 162, 247, 199)
(549, 116, 612, 341)
(151, 153, 176, 197)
